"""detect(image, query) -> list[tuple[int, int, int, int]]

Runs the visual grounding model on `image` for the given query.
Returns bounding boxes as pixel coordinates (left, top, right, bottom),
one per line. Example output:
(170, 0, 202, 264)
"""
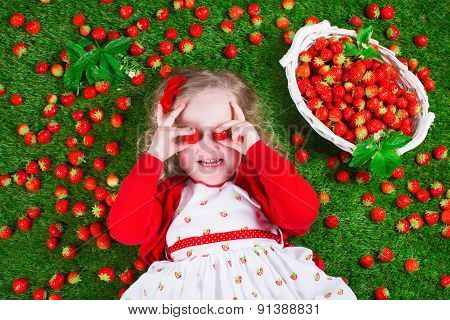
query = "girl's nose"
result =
(200, 129, 221, 150)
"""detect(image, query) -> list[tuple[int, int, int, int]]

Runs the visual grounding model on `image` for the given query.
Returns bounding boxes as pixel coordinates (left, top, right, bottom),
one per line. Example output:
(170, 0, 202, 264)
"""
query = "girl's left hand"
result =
(214, 101, 260, 155)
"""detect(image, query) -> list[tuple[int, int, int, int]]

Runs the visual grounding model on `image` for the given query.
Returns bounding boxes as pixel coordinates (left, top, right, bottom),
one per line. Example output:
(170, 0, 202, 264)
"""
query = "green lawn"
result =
(0, 0, 448, 300)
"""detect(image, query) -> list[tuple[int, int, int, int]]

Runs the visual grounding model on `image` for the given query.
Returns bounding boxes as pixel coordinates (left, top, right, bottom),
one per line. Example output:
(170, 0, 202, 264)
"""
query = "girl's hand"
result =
(146, 103, 196, 162)
(214, 101, 260, 155)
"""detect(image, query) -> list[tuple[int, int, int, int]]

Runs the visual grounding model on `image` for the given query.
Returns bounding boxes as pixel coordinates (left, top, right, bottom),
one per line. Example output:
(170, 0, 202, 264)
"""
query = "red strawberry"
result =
(189, 23, 203, 38)
(137, 17, 150, 31)
(223, 44, 237, 59)
(407, 213, 423, 229)
(432, 145, 447, 160)
(165, 28, 178, 40)
(397, 194, 411, 208)
(68, 167, 84, 184)
(131, 72, 145, 86)
(134, 258, 147, 271)
(12, 278, 29, 294)
(414, 35, 428, 47)
(380, 5, 395, 20)
(395, 219, 411, 234)
(47, 121, 60, 134)
(335, 170, 350, 183)
(374, 287, 389, 300)
(91, 27, 106, 41)
(97, 233, 111, 249)
(17, 217, 32, 231)
(159, 41, 173, 56)
(106, 141, 120, 155)
(380, 181, 395, 194)
(442, 226, 450, 239)
(26, 20, 41, 34)
(194, 6, 210, 21)
(349, 60, 366, 83)
(249, 32, 263, 46)
(182, 130, 200, 144)
(0, 225, 13, 239)
(415, 189, 430, 202)
(67, 271, 81, 285)
(361, 193, 375, 206)
(119, 269, 135, 284)
(10, 93, 24, 105)
(416, 151, 431, 165)
(25, 177, 41, 192)
(390, 166, 403, 179)
(385, 26, 399, 40)
(48, 273, 65, 290)
(221, 20, 234, 33)
(26, 161, 40, 175)
(72, 201, 87, 217)
(326, 156, 340, 170)
(371, 207, 386, 222)
(36, 61, 49, 74)
(295, 149, 309, 163)
(98, 266, 115, 282)
(10, 13, 25, 27)
(366, 4, 380, 19)
(90, 222, 103, 238)
(48, 294, 62, 300)
(47, 237, 59, 250)
(156, 8, 169, 21)
(359, 255, 374, 268)
(77, 225, 91, 241)
(173, 0, 184, 10)
(247, 3, 260, 16)
(440, 275, 450, 288)
(378, 247, 394, 262)
(38, 157, 51, 171)
(319, 192, 330, 205)
(62, 245, 77, 259)
(119, 5, 133, 19)
(407, 179, 421, 193)
(213, 129, 230, 142)
(93, 158, 106, 171)
(324, 215, 339, 229)
(76, 119, 92, 135)
(33, 288, 47, 300)
(404, 258, 419, 272)
(355, 171, 370, 184)
(26, 207, 41, 220)
(349, 15, 363, 27)
(95, 81, 110, 94)
(229, 6, 244, 20)
(304, 16, 319, 25)
(430, 182, 445, 198)
(68, 149, 84, 166)
(55, 199, 69, 214)
(179, 39, 194, 53)
(423, 211, 440, 226)
(49, 222, 63, 237)
(116, 96, 131, 110)
(54, 163, 69, 179)
(291, 132, 304, 146)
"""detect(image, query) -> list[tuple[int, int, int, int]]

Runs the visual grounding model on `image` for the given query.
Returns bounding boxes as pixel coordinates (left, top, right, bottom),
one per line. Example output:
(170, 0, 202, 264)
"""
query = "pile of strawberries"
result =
(296, 36, 423, 142)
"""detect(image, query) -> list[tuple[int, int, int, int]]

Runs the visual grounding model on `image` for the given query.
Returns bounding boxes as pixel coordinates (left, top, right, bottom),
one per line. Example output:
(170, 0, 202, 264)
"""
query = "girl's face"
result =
(175, 88, 242, 186)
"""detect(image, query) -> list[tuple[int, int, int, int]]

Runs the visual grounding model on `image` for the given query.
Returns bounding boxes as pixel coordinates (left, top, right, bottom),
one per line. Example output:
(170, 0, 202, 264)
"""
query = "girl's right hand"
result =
(146, 102, 195, 162)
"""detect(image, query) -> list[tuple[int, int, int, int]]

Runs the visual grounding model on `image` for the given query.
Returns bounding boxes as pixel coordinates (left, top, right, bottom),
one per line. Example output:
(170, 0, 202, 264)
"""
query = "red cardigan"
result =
(107, 140, 320, 265)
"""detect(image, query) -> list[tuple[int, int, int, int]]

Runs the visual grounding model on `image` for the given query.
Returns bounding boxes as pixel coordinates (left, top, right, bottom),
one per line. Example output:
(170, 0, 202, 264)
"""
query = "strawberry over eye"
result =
(182, 129, 200, 144)
(213, 128, 231, 141)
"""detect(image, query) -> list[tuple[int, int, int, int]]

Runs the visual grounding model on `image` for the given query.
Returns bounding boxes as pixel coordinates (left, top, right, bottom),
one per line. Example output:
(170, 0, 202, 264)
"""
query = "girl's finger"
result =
(161, 102, 186, 127)
(230, 101, 246, 121)
(156, 103, 165, 127)
(231, 124, 247, 144)
(214, 120, 244, 133)
(215, 137, 235, 150)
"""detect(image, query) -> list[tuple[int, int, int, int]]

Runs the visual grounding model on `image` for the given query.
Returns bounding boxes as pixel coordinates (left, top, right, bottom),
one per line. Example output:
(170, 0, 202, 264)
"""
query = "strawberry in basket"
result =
(288, 24, 435, 177)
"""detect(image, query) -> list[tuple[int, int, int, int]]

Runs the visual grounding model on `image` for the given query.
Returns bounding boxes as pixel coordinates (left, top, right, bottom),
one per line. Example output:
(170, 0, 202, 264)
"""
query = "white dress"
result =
(121, 178, 357, 300)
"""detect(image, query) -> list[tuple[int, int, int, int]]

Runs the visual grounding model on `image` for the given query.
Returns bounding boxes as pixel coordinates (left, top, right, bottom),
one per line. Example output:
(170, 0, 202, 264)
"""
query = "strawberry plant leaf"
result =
(99, 53, 113, 83)
(344, 42, 360, 57)
(63, 67, 83, 91)
(66, 40, 86, 63)
(370, 149, 401, 177)
(356, 26, 373, 47)
(103, 53, 123, 84)
(103, 37, 133, 55)
(360, 46, 383, 61)
(349, 137, 378, 167)
(381, 131, 411, 150)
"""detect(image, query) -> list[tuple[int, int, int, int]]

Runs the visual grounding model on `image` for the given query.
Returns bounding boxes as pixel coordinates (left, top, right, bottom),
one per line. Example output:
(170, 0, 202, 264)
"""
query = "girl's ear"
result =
(230, 101, 246, 121)
(156, 103, 164, 127)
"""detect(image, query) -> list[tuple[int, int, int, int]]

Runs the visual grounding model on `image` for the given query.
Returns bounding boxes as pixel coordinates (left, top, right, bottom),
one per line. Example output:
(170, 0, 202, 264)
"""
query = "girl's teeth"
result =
(199, 159, 223, 167)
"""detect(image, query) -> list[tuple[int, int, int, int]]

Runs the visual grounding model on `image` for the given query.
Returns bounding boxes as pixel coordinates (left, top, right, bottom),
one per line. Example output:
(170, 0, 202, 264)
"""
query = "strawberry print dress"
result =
(121, 178, 357, 300)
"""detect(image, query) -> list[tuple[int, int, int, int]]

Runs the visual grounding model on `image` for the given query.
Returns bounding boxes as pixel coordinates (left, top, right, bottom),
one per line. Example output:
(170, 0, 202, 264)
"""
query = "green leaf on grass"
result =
(103, 37, 133, 55)
(370, 149, 402, 177)
(360, 46, 383, 61)
(66, 40, 86, 63)
(349, 137, 378, 168)
(103, 53, 123, 84)
(381, 131, 411, 150)
(356, 25, 373, 47)
(344, 42, 360, 57)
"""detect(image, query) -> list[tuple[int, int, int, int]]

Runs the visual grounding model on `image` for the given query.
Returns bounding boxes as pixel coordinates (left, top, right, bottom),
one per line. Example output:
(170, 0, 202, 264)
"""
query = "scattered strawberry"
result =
(371, 207, 386, 222)
(378, 247, 394, 262)
(195, 6, 210, 21)
(119, 269, 135, 284)
(414, 35, 428, 47)
(97, 233, 112, 249)
(10, 13, 25, 27)
(67, 271, 81, 285)
(395, 219, 411, 234)
(48, 273, 65, 290)
(33, 288, 47, 300)
(304, 16, 319, 25)
(98, 266, 115, 282)
(229, 6, 244, 20)
(361, 193, 375, 206)
(276, 17, 289, 29)
(374, 287, 389, 300)
(385, 26, 399, 40)
(12, 278, 29, 294)
(119, 5, 133, 19)
(62, 245, 77, 259)
(335, 170, 350, 183)
(430, 182, 444, 198)
(179, 39, 194, 53)
(223, 44, 237, 59)
(0, 226, 13, 239)
(407, 213, 424, 229)
(432, 145, 447, 160)
(26, 20, 41, 34)
(324, 215, 339, 228)
(134, 258, 147, 271)
(380, 5, 395, 20)
(349, 15, 363, 27)
(366, 4, 380, 19)
(415, 189, 430, 202)
(359, 254, 374, 268)
(355, 171, 370, 184)
(404, 258, 419, 272)
(295, 149, 309, 163)
(440, 275, 450, 288)
(17, 217, 32, 231)
(397, 194, 411, 208)
(189, 23, 203, 38)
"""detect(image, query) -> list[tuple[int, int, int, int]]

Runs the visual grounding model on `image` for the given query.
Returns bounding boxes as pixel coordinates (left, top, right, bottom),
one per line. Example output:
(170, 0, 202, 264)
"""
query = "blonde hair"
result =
(138, 67, 285, 180)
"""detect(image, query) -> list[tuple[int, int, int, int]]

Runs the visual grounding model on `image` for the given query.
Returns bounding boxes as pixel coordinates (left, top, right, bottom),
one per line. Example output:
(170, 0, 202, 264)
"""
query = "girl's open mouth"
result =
(197, 159, 224, 167)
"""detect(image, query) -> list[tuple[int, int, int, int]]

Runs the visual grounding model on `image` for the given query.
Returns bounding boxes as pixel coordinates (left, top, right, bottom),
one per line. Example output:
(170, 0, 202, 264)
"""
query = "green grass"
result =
(0, 0, 448, 300)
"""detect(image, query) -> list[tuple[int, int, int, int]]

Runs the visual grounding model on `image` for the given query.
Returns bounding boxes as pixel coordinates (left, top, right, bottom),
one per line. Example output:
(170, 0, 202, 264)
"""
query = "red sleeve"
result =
(106, 153, 164, 245)
(244, 140, 320, 235)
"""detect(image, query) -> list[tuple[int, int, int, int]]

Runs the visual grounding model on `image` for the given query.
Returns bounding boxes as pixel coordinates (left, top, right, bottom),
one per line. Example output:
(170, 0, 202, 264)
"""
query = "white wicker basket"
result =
(279, 20, 435, 155)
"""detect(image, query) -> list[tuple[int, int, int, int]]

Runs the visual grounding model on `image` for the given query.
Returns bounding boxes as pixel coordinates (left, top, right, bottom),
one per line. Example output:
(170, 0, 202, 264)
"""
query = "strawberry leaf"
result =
(349, 137, 378, 168)
(66, 40, 86, 63)
(344, 42, 360, 57)
(103, 53, 123, 84)
(370, 149, 401, 177)
(356, 26, 373, 47)
(381, 131, 411, 150)
(103, 37, 133, 55)
(360, 46, 383, 61)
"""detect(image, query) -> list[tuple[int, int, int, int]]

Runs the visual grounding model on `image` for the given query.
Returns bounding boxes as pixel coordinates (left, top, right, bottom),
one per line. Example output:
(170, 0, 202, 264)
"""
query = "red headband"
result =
(160, 75, 188, 114)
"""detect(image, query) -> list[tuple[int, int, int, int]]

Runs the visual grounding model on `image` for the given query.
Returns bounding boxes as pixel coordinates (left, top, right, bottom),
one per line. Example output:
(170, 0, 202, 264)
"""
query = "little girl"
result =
(107, 68, 357, 300)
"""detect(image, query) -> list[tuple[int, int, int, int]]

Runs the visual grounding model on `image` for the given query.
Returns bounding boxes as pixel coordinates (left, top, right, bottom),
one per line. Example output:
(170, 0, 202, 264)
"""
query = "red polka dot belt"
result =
(166, 229, 293, 257)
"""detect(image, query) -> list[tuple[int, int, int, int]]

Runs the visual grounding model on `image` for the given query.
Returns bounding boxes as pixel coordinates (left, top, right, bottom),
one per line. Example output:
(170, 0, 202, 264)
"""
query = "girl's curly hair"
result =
(138, 67, 285, 180)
